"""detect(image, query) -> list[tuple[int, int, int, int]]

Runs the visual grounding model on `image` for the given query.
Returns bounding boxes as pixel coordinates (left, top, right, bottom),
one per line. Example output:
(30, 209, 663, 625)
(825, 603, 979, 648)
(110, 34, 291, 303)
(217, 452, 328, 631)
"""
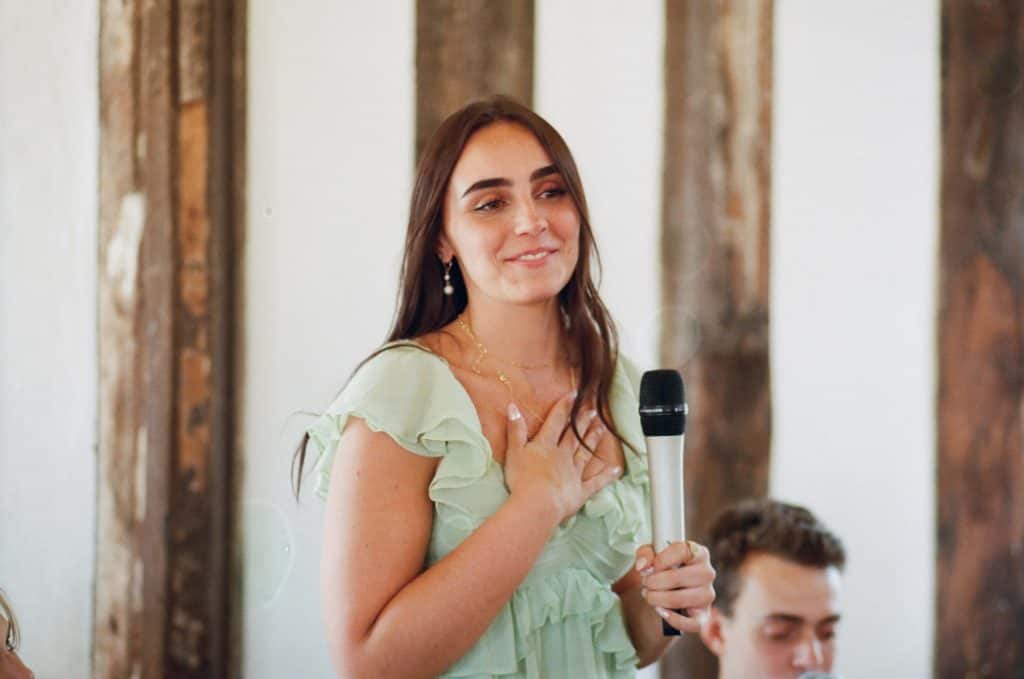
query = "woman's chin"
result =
(469, 268, 574, 306)
(505, 280, 571, 305)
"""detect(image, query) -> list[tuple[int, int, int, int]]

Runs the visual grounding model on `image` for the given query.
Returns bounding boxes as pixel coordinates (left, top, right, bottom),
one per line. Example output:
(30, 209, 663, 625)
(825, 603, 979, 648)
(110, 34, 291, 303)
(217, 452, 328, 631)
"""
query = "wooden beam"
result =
(936, 1, 1024, 676)
(415, 0, 534, 158)
(219, 2, 247, 676)
(659, 1, 773, 677)
(96, 1, 242, 676)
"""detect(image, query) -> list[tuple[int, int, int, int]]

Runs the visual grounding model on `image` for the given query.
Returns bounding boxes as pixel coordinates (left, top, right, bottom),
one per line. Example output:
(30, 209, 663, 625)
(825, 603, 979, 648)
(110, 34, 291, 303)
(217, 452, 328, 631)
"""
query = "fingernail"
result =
(655, 606, 671, 620)
(611, 466, 622, 476)
(640, 587, 647, 599)
(640, 566, 655, 577)
(508, 403, 522, 420)
(636, 557, 649, 572)
(568, 390, 578, 399)
(587, 408, 597, 420)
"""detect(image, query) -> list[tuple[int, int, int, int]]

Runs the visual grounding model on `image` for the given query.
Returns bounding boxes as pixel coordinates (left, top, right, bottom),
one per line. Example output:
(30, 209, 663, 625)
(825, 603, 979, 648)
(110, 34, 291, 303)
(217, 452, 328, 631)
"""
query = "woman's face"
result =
(438, 121, 580, 308)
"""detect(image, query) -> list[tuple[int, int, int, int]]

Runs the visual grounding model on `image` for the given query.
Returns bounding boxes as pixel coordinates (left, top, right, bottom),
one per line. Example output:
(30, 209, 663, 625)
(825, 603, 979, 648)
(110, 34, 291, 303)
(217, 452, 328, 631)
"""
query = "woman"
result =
(295, 96, 715, 678)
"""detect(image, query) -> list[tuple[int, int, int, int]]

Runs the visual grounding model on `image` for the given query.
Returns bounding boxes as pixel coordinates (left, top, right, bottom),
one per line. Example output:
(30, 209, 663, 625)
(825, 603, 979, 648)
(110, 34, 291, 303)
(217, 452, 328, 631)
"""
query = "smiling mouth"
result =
(508, 249, 557, 262)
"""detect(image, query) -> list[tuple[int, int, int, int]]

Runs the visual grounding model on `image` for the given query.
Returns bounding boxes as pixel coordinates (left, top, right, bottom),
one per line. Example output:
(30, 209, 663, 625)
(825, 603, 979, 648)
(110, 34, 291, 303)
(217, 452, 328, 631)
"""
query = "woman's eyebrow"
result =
(530, 165, 559, 181)
(461, 177, 510, 198)
(460, 165, 561, 199)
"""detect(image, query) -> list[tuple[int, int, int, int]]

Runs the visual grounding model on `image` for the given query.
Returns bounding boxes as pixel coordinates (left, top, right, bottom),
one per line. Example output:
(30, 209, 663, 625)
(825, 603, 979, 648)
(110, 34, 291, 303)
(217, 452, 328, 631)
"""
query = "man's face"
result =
(701, 552, 842, 679)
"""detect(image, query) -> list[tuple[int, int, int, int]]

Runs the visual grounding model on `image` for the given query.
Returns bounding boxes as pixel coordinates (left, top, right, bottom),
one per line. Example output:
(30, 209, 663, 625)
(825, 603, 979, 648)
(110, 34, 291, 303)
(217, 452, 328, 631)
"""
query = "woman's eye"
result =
(474, 199, 504, 212)
(539, 188, 566, 199)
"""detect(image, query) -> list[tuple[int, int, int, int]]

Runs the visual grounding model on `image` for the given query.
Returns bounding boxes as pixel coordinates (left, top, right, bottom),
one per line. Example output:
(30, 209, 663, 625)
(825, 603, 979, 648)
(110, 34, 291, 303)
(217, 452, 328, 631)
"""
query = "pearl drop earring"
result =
(443, 260, 454, 296)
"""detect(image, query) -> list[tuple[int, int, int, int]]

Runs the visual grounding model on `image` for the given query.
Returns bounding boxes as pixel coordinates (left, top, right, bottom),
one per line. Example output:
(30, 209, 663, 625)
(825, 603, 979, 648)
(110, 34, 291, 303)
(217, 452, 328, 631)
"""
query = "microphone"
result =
(638, 369, 688, 636)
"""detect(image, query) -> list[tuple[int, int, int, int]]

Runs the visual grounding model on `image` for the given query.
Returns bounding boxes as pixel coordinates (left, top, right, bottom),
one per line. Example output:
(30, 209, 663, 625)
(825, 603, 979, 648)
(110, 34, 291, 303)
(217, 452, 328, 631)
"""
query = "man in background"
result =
(699, 498, 845, 679)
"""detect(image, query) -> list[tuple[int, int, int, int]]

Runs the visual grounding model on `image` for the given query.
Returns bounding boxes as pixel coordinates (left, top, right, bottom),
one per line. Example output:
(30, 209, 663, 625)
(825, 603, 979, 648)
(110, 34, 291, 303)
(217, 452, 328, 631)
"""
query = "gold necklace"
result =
(456, 315, 552, 368)
(456, 314, 576, 423)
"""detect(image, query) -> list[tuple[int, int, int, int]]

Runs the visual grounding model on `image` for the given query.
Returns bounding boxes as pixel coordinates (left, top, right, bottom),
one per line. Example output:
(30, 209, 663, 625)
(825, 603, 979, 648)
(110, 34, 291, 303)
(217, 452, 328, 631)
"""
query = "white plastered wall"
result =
(771, 1, 938, 675)
(0, 2, 99, 677)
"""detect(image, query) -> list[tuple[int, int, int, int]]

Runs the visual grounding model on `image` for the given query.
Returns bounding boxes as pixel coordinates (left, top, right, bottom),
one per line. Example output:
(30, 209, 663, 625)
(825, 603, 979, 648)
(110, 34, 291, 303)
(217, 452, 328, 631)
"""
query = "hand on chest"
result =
(455, 367, 626, 475)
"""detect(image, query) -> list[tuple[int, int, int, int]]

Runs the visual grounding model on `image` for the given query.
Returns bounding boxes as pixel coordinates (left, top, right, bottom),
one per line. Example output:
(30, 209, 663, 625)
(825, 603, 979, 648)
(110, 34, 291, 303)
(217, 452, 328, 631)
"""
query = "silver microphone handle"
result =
(646, 433, 686, 549)
(645, 433, 686, 637)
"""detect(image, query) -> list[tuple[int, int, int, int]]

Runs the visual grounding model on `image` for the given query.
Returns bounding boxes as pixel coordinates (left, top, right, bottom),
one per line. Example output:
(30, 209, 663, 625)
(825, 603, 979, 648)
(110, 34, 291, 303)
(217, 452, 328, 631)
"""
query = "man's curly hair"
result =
(708, 498, 846, 616)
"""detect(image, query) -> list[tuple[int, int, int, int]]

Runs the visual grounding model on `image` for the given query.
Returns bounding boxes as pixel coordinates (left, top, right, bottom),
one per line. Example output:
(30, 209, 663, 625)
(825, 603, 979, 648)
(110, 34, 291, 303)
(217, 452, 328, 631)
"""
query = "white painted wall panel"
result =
(772, 1, 938, 675)
(0, 3, 98, 677)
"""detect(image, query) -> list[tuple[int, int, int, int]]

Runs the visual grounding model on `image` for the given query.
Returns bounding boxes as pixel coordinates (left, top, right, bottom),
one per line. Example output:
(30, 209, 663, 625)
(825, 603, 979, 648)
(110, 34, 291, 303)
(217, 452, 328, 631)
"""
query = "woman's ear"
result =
(436, 235, 454, 263)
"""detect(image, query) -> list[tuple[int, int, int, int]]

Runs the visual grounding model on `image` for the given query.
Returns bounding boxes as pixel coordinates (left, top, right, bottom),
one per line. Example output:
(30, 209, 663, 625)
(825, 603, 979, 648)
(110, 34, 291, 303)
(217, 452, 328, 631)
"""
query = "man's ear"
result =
(699, 606, 727, 657)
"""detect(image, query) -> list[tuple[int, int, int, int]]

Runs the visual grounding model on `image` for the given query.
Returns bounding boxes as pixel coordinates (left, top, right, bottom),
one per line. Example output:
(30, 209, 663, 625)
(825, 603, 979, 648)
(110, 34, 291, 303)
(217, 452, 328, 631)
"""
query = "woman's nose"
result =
(513, 200, 548, 235)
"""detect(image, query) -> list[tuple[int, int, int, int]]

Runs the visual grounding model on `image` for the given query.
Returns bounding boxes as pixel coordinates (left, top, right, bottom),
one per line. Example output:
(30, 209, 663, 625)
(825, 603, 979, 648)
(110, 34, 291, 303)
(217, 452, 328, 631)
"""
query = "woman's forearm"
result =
(619, 581, 676, 667)
(345, 492, 560, 678)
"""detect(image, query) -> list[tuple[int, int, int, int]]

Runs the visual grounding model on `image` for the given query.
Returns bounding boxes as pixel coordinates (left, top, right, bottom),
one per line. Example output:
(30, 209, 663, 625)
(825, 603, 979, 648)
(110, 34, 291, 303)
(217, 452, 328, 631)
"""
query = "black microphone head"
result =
(639, 369, 686, 436)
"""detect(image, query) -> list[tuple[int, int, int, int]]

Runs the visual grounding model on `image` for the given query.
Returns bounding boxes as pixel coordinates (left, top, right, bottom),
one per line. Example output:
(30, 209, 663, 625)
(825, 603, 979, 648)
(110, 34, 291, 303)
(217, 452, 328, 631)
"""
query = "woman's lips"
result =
(506, 249, 557, 267)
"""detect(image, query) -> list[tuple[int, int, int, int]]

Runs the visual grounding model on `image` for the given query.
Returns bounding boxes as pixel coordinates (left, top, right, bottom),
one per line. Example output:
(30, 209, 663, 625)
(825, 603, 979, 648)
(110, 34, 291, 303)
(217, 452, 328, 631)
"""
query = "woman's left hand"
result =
(634, 540, 715, 634)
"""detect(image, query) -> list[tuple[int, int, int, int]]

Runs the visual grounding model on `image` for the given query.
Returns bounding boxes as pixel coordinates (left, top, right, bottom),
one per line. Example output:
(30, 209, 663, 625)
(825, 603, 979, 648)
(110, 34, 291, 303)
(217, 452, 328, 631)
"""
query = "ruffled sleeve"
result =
(305, 342, 488, 500)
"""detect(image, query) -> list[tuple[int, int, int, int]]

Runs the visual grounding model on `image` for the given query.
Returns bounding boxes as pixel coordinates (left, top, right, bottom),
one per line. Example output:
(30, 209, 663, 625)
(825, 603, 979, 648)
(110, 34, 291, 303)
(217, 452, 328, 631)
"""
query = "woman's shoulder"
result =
(312, 338, 466, 430)
(346, 338, 451, 388)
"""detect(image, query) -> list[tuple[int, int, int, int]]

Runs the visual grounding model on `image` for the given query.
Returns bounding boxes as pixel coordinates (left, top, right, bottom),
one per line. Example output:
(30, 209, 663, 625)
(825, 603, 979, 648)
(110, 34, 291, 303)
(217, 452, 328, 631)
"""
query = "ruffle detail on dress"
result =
(306, 342, 493, 500)
(307, 405, 490, 500)
(577, 475, 651, 564)
(441, 568, 638, 678)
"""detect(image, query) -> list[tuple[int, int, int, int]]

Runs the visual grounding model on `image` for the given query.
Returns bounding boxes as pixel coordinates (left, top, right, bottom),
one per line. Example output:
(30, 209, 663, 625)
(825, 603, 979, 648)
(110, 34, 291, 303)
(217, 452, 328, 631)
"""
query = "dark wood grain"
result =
(416, 0, 534, 158)
(96, 1, 241, 676)
(936, 2, 1024, 677)
(659, 1, 773, 677)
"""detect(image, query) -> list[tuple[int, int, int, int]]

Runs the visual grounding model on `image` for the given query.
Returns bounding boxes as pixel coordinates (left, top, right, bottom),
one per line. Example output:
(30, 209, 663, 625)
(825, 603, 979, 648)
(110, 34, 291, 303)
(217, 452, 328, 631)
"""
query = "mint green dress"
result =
(307, 341, 652, 678)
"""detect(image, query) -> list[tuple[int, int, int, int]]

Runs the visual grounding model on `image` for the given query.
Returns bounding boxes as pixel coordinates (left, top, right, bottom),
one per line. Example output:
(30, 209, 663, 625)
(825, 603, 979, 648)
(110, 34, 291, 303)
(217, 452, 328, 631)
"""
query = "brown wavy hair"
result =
(708, 499, 847, 616)
(293, 95, 630, 496)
